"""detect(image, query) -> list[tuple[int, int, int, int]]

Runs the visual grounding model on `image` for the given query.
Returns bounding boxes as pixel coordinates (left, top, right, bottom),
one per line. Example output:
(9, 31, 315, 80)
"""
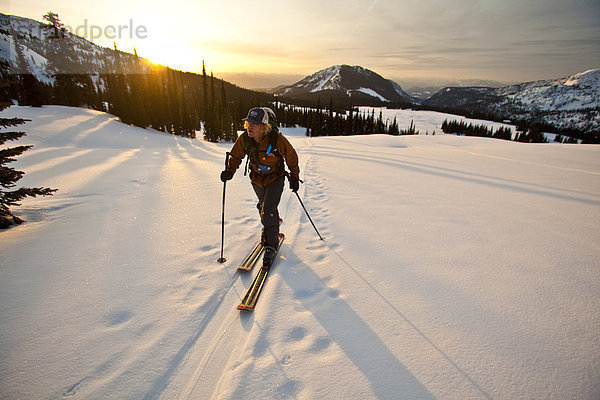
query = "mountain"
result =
(0, 13, 148, 81)
(274, 65, 416, 107)
(277, 64, 599, 137)
(402, 78, 508, 100)
(423, 69, 600, 136)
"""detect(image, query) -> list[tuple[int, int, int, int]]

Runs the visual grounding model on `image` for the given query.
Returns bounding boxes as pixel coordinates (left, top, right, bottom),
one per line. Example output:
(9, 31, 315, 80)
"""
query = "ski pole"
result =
(294, 191, 324, 240)
(287, 172, 324, 241)
(217, 152, 230, 263)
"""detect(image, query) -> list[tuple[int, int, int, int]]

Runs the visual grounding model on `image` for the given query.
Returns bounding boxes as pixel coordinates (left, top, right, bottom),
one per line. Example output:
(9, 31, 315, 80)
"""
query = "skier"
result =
(220, 107, 300, 267)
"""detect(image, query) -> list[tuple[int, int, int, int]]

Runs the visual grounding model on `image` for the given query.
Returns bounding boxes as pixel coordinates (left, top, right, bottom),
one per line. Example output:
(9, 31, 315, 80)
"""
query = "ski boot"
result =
(262, 246, 277, 270)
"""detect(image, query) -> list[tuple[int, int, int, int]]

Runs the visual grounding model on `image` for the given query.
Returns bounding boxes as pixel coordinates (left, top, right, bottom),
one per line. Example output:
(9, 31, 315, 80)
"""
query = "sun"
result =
(132, 37, 203, 73)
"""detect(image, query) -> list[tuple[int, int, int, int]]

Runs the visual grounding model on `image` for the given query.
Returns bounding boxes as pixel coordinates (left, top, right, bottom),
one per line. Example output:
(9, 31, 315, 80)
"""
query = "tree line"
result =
(441, 119, 579, 143)
(418, 98, 598, 144)
(271, 101, 421, 136)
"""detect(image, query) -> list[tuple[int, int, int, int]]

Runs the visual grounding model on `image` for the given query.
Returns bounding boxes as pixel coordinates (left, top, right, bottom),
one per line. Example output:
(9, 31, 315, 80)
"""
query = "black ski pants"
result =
(252, 176, 284, 248)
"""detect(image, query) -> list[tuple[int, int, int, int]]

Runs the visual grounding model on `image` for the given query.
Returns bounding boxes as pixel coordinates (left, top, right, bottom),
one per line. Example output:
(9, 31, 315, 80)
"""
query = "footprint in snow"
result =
(288, 326, 307, 341)
(309, 337, 332, 353)
(104, 310, 133, 327)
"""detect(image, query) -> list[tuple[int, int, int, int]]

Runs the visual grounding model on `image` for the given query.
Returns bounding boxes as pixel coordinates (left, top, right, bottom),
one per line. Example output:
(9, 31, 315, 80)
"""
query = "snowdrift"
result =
(1, 106, 599, 399)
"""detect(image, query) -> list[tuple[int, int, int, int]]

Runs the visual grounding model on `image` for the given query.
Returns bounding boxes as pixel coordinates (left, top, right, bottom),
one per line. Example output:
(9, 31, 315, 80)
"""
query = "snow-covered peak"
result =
(292, 65, 360, 93)
(305, 65, 343, 92)
(276, 65, 415, 106)
(0, 13, 149, 79)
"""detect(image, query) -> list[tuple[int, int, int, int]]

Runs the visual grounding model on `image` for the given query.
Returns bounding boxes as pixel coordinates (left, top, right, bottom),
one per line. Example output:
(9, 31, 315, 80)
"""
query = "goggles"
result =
(244, 120, 260, 129)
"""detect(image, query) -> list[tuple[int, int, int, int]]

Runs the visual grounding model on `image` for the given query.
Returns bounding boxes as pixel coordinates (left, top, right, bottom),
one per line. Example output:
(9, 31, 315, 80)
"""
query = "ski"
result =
(237, 218, 282, 272)
(238, 241, 263, 271)
(238, 233, 285, 311)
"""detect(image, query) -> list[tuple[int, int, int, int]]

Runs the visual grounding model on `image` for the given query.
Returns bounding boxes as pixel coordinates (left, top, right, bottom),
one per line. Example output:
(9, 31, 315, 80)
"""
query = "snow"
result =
(358, 106, 517, 136)
(503, 69, 600, 112)
(354, 87, 388, 102)
(563, 68, 599, 87)
(308, 66, 342, 93)
(392, 81, 414, 102)
(1, 105, 599, 399)
(0, 14, 145, 79)
(0, 14, 53, 83)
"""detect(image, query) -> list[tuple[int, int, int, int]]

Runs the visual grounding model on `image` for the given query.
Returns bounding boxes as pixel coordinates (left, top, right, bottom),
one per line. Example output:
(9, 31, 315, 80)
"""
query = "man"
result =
(220, 107, 300, 267)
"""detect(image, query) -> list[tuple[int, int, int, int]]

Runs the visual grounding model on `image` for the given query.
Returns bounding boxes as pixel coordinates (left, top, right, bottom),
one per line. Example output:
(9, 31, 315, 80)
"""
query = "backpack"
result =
(242, 127, 283, 176)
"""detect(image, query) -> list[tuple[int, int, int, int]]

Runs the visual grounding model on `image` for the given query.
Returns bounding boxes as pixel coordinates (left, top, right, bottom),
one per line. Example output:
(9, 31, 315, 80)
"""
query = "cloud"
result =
(512, 38, 600, 48)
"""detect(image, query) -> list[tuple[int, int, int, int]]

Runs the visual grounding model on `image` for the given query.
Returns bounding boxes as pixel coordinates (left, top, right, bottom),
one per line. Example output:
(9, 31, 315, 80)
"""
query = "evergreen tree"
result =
(42, 11, 64, 39)
(128, 71, 150, 129)
(554, 134, 563, 143)
(344, 107, 354, 135)
(203, 71, 218, 141)
(164, 68, 181, 134)
(106, 43, 133, 124)
(389, 116, 399, 135)
(0, 104, 57, 228)
(220, 79, 237, 141)
(201, 61, 212, 140)
(376, 110, 385, 133)
(364, 109, 375, 134)
(43, 13, 97, 108)
(327, 97, 334, 136)
(400, 119, 418, 135)
(493, 127, 513, 141)
(126, 52, 151, 129)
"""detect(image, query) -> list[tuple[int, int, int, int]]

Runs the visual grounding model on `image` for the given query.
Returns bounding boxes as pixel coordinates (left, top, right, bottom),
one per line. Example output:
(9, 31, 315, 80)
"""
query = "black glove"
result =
(220, 170, 233, 182)
(289, 175, 300, 192)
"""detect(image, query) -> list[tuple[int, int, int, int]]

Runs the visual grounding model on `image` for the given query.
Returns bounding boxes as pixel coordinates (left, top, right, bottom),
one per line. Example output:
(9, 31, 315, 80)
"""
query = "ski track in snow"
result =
(1, 106, 599, 399)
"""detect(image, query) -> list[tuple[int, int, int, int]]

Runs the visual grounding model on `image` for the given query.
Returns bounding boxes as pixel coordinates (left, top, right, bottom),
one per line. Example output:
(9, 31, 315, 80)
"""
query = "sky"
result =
(5, 0, 600, 88)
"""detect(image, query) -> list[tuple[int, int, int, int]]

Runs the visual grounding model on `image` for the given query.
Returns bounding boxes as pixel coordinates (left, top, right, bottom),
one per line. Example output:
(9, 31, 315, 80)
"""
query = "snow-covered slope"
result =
(501, 68, 600, 111)
(275, 65, 416, 106)
(1, 106, 599, 399)
(0, 13, 149, 81)
(0, 14, 53, 84)
(424, 69, 600, 134)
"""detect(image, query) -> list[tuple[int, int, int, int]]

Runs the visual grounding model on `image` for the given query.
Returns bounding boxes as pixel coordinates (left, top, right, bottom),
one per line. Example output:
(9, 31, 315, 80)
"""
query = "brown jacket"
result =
(227, 129, 300, 188)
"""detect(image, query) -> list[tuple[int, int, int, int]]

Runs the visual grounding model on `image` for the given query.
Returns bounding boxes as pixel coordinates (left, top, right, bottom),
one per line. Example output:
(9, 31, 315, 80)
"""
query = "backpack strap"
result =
(267, 128, 284, 174)
(241, 131, 257, 176)
(267, 128, 279, 157)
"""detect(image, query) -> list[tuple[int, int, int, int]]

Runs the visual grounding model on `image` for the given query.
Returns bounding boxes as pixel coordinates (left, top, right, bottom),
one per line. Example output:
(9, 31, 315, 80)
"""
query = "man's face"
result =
(246, 122, 263, 140)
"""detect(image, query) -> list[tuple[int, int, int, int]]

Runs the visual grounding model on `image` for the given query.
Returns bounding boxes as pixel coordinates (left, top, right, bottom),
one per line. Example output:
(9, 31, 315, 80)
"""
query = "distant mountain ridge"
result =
(404, 79, 508, 100)
(424, 69, 600, 135)
(274, 65, 415, 107)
